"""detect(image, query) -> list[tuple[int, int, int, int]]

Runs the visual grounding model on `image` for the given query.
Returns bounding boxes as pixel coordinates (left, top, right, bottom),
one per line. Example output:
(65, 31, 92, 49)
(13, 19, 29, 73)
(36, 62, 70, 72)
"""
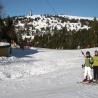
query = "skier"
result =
(82, 51, 93, 83)
(92, 50, 98, 82)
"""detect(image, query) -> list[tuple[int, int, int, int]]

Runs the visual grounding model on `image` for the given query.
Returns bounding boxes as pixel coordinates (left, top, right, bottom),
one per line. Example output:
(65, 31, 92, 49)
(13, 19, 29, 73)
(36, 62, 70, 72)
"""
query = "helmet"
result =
(95, 50, 98, 56)
(86, 51, 90, 55)
(95, 50, 98, 53)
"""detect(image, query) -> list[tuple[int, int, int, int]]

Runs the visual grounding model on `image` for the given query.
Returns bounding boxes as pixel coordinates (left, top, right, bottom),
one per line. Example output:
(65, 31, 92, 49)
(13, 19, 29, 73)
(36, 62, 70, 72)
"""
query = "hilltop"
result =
(12, 14, 94, 37)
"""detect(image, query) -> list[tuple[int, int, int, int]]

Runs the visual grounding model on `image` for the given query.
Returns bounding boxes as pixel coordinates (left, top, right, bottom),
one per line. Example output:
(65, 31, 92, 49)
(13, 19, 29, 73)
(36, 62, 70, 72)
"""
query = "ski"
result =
(77, 81, 98, 85)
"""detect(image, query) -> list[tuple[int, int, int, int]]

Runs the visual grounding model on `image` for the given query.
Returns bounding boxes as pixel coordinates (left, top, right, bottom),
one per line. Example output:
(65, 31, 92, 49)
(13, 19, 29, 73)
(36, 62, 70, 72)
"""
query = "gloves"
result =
(91, 66, 93, 69)
(81, 64, 85, 68)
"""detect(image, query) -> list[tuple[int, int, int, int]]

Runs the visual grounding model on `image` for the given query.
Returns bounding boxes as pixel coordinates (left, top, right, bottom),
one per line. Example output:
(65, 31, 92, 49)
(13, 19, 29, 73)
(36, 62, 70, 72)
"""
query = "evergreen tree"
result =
(0, 18, 5, 40)
(3, 16, 17, 43)
(90, 17, 98, 46)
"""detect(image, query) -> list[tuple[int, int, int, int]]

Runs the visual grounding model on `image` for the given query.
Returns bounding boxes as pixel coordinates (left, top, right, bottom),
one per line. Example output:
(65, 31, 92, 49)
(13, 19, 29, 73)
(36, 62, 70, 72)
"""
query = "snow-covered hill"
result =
(0, 47, 98, 98)
(13, 14, 94, 37)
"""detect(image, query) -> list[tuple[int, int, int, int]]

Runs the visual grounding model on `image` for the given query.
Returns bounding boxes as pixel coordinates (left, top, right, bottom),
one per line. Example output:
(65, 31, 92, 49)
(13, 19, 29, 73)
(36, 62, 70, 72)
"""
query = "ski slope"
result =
(0, 47, 98, 98)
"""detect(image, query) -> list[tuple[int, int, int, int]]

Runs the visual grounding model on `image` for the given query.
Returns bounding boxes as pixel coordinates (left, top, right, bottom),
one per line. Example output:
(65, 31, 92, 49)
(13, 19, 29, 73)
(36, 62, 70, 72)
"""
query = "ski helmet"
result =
(95, 50, 98, 53)
(95, 50, 98, 56)
(86, 51, 90, 55)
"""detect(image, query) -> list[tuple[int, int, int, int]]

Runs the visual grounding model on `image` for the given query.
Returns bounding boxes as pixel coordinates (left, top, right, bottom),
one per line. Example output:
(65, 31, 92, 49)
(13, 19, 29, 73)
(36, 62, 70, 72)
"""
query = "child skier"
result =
(82, 51, 93, 83)
(92, 50, 98, 82)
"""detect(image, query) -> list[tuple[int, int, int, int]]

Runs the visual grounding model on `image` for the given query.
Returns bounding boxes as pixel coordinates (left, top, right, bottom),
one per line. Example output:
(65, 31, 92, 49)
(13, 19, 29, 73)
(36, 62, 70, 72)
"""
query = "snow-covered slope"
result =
(0, 47, 98, 98)
(13, 14, 94, 36)
(59, 15, 93, 20)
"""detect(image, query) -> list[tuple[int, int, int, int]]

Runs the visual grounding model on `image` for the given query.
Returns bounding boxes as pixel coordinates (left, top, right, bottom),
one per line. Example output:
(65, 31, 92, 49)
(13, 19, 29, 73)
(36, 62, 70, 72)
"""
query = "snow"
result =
(16, 21, 24, 27)
(15, 14, 93, 36)
(22, 35, 34, 40)
(0, 42, 10, 46)
(0, 47, 98, 98)
(59, 15, 94, 20)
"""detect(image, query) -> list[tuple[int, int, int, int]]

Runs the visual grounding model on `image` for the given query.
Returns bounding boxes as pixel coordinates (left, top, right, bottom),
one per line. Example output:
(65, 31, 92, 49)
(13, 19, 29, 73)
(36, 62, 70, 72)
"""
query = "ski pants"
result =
(84, 66, 92, 80)
(93, 66, 98, 80)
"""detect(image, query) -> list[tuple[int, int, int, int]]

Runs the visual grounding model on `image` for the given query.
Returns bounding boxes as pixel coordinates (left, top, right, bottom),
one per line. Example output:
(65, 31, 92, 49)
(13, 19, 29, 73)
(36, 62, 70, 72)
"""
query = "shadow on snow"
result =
(12, 48, 39, 58)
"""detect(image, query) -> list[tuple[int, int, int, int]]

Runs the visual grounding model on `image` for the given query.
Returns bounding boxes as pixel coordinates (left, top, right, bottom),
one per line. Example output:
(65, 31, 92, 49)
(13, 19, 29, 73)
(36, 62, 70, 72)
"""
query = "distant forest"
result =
(32, 17, 98, 49)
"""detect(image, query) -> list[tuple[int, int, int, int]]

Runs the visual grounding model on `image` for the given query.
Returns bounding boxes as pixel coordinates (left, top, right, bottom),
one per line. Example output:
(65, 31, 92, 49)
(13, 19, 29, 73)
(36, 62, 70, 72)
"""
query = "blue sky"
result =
(1, 0, 98, 17)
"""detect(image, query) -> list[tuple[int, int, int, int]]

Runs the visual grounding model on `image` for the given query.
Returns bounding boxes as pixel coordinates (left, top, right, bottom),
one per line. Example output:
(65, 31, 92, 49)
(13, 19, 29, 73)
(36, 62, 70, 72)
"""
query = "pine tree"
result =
(3, 16, 17, 43)
(90, 17, 98, 47)
(0, 18, 5, 40)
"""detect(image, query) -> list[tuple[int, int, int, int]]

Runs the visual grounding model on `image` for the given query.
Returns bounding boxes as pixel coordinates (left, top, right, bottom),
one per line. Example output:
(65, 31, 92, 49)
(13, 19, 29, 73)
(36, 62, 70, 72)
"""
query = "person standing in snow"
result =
(92, 50, 98, 82)
(82, 51, 93, 83)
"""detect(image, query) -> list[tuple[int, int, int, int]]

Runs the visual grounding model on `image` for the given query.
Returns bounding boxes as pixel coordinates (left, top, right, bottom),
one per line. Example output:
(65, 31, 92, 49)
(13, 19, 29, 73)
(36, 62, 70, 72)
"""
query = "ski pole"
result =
(81, 50, 85, 57)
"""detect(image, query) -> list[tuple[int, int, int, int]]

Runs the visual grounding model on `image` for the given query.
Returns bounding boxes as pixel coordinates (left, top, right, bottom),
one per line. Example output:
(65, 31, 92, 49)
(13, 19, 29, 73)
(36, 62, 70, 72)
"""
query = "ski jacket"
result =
(93, 56, 98, 66)
(85, 56, 93, 67)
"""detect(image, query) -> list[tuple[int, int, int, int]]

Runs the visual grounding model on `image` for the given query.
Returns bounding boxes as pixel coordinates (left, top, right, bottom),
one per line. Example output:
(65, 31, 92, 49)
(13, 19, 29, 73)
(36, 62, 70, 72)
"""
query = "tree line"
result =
(32, 18, 98, 49)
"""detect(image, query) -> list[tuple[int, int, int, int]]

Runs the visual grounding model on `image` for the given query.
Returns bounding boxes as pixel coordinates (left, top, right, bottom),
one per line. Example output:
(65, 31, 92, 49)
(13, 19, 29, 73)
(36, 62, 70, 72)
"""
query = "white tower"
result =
(28, 10, 32, 16)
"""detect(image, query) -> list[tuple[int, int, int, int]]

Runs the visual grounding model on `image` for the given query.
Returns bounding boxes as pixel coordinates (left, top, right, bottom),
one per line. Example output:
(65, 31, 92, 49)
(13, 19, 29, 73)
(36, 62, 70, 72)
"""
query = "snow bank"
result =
(0, 42, 10, 46)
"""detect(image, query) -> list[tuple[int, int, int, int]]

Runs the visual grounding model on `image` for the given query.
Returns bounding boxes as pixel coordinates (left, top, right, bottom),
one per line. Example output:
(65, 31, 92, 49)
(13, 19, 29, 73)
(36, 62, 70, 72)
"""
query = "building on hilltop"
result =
(27, 10, 32, 16)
